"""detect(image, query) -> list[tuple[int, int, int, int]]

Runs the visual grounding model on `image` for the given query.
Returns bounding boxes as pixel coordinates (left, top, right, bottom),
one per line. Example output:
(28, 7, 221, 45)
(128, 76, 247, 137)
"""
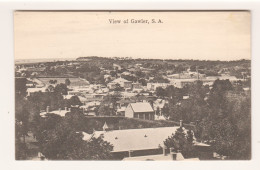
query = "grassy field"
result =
(38, 77, 89, 87)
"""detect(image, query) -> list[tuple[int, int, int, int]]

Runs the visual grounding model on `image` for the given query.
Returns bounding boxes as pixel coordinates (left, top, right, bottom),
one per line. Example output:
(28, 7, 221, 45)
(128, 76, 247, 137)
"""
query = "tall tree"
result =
(156, 87, 167, 98)
(54, 83, 68, 95)
(38, 111, 114, 160)
(195, 81, 251, 160)
(163, 127, 195, 158)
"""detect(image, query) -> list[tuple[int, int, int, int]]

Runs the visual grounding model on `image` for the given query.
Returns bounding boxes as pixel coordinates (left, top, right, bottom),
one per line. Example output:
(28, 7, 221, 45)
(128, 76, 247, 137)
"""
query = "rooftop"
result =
(123, 153, 199, 161)
(87, 126, 181, 152)
(111, 77, 131, 83)
(40, 109, 70, 117)
(130, 102, 154, 113)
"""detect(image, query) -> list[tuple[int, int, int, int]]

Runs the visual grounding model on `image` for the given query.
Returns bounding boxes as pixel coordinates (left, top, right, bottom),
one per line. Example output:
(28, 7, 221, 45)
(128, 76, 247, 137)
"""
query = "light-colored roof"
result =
(130, 102, 154, 113)
(88, 127, 180, 152)
(194, 142, 211, 147)
(63, 95, 74, 99)
(27, 87, 46, 93)
(243, 87, 250, 91)
(112, 77, 131, 83)
(122, 153, 200, 161)
(78, 96, 88, 102)
(183, 96, 190, 100)
(82, 132, 94, 141)
(40, 110, 70, 117)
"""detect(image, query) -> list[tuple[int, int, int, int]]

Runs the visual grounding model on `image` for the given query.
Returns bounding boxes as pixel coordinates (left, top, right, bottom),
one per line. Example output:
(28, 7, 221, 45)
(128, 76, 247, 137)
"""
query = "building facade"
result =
(125, 102, 155, 120)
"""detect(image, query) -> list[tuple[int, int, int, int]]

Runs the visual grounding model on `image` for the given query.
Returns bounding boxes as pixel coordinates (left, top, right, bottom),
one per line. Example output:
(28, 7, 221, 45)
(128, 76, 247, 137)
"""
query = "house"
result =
(132, 82, 142, 89)
(81, 119, 212, 160)
(40, 106, 71, 117)
(147, 83, 170, 91)
(117, 98, 136, 107)
(116, 106, 127, 116)
(83, 126, 180, 159)
(26, 87, 47, 96)
(123, 152, 199, 161)
(125, 102, 155, 120)
(107, 77, 132, 89)
(113, 63, 122, 70)
(168, 79, 196, 88)
(83, 125, 205, 160)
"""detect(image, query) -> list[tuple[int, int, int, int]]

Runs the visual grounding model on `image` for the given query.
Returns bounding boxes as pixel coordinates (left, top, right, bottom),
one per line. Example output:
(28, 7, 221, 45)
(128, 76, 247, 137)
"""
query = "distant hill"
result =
(15, 58, 76, 64)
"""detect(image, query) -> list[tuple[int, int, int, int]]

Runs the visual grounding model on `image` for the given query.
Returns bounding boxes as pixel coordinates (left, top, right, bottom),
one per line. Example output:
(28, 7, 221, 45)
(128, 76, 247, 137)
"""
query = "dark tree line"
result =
(158, 79, 251, 159)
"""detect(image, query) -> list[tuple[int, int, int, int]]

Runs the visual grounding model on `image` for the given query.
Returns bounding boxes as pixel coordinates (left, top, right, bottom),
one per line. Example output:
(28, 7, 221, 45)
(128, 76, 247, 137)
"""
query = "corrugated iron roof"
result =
(89, 127, 180, 152)
(130, 102, 154, 113)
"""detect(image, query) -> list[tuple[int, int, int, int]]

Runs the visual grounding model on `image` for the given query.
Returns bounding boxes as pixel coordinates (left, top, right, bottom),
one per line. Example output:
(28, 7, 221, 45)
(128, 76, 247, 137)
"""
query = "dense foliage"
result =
(164, 127, 195, 158)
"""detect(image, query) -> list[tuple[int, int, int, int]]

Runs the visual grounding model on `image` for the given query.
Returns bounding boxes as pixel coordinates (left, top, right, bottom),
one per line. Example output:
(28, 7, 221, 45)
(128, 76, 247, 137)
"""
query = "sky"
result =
(14, 11, 251, 61)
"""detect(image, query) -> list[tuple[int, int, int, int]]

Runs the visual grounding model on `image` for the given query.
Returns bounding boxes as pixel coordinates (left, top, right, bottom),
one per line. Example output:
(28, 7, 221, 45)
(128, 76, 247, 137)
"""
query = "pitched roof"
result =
(122, 153, 200, 161)
(89, 127, 180, 152)
(130, 102, 154, 113)
(112, 77, 131, 83)
(40, 110, 70, 117)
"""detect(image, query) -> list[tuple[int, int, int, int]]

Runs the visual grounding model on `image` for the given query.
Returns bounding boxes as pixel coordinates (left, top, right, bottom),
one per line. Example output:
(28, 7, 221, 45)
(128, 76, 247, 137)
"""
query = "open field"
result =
(37, 77, 89, 87)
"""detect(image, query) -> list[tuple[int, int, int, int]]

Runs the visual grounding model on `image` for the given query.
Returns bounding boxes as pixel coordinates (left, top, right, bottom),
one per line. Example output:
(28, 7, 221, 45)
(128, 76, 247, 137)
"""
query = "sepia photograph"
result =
(14, 11, 251, 161)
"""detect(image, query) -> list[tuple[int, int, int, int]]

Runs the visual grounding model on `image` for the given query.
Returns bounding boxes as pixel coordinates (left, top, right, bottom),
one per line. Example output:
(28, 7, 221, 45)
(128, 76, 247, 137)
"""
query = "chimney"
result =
(68, 108, 71, 112)
(180, 120, 183, 128)
(162, 146, 167, 156)
(195, 120, 199, 126)
(170, 147, 177, 160)
(65, 107, 67, 111)
(128, 150, 133, 157)
(46, 106, 50, 113)
(59, 108, 61, 112)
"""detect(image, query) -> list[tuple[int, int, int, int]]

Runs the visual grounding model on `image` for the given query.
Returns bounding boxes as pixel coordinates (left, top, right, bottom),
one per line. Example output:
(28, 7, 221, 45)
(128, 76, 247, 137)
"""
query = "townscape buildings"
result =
(15, 57, 251, 161)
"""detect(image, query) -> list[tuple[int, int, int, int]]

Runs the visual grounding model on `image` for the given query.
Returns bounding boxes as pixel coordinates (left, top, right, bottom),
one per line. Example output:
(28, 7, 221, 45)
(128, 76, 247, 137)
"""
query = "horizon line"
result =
(15, 56, 251, 62)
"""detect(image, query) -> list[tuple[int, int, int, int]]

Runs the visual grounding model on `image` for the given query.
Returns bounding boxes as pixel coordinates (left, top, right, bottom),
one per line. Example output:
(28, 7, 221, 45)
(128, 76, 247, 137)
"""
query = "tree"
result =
(195, 83, 251, 160)
(65, 78, 71, 86)
(151, 74, 170, 83)
(156, 87, 167, 98)
(163, 127, 195, 158)
(110, 71, 117, 77)
(68, 96, 82, 107)
(54, 83, 68, 95)
(161, 104, 170, 118)
(15, 77, 27, 97)
(15, 121, 28, 160)
(190, 65, 197, 72)
(38, 111, 114, 160)
(138, 78, 147, 86)
(114, 83, 124, 92)
(33, 113, 63, 143)
(97, 104, 113, 116)
(155, 107, 160, 116)
(46, 85, 55, 92)
(15, 93, 30, 160)
(208, 79, 233, 118)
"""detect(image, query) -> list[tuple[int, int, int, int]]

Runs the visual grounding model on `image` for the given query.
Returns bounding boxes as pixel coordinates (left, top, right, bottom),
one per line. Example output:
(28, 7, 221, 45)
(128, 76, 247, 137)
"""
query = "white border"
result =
(0, 1, 259, 170)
